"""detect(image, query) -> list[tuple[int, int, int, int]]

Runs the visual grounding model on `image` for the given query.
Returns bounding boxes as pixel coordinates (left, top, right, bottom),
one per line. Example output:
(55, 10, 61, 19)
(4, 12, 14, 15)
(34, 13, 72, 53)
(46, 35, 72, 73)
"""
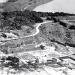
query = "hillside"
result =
(0, 10, 75, 75)
(0, 0, 52, 12)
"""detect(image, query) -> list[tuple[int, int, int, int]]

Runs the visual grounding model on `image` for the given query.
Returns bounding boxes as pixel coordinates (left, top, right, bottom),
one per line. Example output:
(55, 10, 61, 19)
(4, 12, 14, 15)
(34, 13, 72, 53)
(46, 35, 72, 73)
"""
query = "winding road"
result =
(0, 21, 51, 42)
(24, 21, 50, 38)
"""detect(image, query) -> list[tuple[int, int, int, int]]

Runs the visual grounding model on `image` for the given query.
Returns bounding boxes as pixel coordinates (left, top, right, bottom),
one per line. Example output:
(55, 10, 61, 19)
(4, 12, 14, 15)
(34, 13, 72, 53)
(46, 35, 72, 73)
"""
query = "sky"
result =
(34, 0, 75, 14)
(0, 0, 8, 3)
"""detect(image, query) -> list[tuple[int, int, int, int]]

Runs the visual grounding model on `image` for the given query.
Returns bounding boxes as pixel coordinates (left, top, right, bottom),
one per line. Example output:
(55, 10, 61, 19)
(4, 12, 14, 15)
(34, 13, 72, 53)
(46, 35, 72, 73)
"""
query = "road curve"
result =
(0, 21, 51, 42)
(20, 21, 51, 38)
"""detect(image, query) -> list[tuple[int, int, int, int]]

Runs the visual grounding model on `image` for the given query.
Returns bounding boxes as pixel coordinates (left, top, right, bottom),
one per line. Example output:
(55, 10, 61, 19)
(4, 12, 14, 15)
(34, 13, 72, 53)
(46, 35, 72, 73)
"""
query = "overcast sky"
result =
(34, 0, 75, 14)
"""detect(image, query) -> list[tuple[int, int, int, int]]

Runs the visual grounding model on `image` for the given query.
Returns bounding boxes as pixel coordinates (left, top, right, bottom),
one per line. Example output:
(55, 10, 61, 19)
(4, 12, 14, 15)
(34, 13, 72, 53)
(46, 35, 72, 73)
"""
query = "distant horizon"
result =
(34, 0, 75, 14)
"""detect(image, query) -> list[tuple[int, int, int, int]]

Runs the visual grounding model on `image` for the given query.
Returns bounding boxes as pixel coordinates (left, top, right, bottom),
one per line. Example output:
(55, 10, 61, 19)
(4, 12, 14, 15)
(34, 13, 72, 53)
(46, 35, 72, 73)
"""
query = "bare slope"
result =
(2, 0, 52, 12)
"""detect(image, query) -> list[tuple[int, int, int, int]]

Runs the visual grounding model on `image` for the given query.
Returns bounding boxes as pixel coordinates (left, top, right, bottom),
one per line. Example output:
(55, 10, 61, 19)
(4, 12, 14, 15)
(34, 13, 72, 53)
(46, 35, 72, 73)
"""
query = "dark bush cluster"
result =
(1, 56, 19, 69)
(58, 20, 67, 27)
(1, 10, 75, 30)
(8, 0, 18, 2)
(1, 10, 43, 30)
(32, 11, 75, 17)
(69, 25, 75, 30)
